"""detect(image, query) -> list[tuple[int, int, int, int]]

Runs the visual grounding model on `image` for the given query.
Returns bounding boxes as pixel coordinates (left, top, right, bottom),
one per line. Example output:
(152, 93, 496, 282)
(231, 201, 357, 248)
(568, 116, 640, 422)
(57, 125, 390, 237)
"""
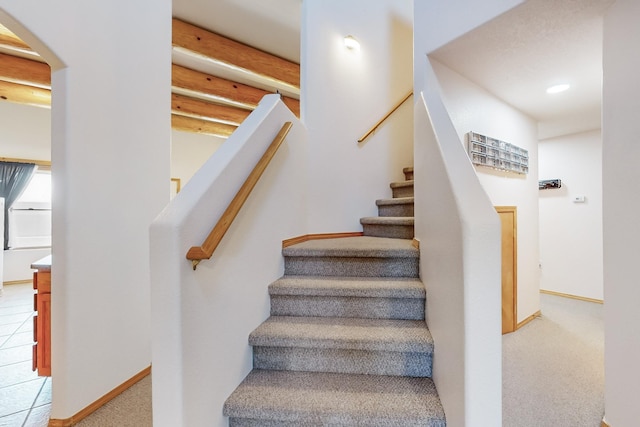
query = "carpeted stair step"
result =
(390, 180, 414, 198)
(269, 276, 425, 320)
(403, 167, 414, 181)
(376, 196, 414, 217)
(223, 370, 446, 427)
(360, 216, 414, 239)
(283, 236, 419, 278)
(250, 316, 433, 377)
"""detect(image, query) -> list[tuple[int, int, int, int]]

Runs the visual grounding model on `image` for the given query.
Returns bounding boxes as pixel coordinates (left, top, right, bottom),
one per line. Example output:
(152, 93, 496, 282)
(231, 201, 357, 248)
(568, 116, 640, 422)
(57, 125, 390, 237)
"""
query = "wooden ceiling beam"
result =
(0, 80, 51, 107)
(172, 64, 299, 116)
(172, 63, 266, 108)
(171, 93, 250, 126)
(0, 24, 33, 51)
(0, 52, 50, 88)
(172, 18, 299, 90)
(171, 114, 237, 138)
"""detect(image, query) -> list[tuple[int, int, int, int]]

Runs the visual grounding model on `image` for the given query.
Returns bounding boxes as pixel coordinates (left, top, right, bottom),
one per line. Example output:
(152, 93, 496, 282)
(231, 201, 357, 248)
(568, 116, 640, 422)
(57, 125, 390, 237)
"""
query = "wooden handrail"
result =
(357, 91, 413, 143)
(186, 121, 293, 270)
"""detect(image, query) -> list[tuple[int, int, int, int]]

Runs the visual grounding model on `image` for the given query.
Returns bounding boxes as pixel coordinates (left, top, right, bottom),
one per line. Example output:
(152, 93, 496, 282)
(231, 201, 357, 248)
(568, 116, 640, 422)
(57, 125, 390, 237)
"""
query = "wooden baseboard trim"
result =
(282, 232, 364, 248)
(48, 366, 151, 427)
(3, 279, 33, 286)
(602, 419, 610, 427)
(411, 238, 420, 249)
(540, 289, 603, 304)
(517, 310, 541, 329)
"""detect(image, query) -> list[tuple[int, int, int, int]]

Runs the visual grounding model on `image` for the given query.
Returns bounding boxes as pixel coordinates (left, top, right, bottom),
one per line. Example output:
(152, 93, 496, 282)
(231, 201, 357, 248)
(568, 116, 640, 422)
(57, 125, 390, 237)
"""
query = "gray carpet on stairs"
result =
(223, 370, 446, 427)
(283, 236, 419, 278)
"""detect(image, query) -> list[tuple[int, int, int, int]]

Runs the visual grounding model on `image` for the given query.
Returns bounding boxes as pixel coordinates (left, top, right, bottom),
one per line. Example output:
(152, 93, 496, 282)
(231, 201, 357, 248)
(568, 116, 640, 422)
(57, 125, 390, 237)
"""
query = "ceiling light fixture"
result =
(546, 84, 570, 94)
(343, 35, 360, 51)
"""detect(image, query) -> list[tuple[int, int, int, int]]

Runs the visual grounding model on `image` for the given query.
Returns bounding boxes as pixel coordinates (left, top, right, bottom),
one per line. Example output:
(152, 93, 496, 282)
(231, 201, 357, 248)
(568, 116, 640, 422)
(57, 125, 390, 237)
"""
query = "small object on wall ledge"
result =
(539, 179, 562, 190)
(466, 131, 529, 174)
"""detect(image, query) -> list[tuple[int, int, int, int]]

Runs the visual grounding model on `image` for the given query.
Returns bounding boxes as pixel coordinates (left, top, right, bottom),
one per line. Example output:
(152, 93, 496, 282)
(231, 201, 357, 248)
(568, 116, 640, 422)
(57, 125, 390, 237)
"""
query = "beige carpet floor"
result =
(503, 293, 604, 426)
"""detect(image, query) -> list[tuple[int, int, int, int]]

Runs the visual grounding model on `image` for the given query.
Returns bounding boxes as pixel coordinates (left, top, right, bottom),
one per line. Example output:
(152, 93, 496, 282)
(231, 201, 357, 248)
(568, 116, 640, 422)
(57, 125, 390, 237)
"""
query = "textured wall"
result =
(603, 0, 640, 425)
(302, 0, 414, 233)
(0, 0, 171, 419)
(432, 60, 540, 324)
(539, 130, 603, 300)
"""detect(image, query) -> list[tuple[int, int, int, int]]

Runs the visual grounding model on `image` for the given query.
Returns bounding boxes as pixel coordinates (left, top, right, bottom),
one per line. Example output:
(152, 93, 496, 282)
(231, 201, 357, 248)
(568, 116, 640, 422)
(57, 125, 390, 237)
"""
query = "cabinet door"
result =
(35, 292, 51, 376)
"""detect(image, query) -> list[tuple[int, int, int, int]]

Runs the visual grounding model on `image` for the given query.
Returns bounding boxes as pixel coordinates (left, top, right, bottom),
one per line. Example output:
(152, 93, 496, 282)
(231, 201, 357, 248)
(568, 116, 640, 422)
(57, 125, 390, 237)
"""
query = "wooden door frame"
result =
(496, 206, 517, 334)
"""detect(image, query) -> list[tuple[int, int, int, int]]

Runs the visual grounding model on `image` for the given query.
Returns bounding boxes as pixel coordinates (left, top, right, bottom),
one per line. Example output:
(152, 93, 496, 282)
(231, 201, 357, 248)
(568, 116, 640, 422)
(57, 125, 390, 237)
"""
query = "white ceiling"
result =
(173, 0, 613, 139)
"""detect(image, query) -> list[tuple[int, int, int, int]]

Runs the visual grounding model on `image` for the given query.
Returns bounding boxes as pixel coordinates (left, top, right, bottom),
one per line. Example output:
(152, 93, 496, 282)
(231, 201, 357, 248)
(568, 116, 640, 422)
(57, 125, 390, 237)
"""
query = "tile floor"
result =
(0, 282, 51, 427)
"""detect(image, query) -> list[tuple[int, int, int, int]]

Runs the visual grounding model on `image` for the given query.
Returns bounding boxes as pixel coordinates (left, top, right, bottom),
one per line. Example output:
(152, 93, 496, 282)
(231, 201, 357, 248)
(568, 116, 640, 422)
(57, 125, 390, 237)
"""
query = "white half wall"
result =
(539, 130, 603, 300)
(302, 0, 414, 233)
(432, 60, 540, 323)
(0, 0, 171, 420)
(603, 1, 640, 425)
(151, 96, 308, 426)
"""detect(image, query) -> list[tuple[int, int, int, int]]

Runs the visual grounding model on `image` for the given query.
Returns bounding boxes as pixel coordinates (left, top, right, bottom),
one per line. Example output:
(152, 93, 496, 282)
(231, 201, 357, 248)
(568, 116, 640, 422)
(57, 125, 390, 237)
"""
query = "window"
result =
(9, 170, 52, 248)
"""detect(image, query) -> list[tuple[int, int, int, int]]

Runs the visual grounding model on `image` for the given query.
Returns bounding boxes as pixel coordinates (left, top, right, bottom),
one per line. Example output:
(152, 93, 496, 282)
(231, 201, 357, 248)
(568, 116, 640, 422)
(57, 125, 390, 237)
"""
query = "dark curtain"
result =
(0, 162, 36, 249)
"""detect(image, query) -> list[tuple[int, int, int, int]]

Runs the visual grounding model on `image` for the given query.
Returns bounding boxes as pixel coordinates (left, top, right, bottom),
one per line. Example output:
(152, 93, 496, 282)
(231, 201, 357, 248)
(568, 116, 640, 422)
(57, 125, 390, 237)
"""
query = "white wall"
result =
(171, 129, 226, 187)
(432, 60, 540, 323)
(0, 102, 51, 161)
(602, 1, 640, 425)
(302, 0, 414, 233)
(539, 130, 602, 300)
(3, 248, 50, 282)
(0, 0, 171, 420)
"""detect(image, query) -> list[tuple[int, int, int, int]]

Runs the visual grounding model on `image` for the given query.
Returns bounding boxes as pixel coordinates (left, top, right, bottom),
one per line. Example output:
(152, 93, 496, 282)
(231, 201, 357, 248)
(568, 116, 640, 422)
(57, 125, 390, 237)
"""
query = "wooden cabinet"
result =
(32, 256, 51, 376)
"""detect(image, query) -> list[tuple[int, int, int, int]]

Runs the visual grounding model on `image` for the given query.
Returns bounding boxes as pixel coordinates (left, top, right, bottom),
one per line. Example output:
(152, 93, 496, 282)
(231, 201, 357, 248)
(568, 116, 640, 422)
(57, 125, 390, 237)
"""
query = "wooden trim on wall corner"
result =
(411, 238, 420, 249)
(48, 366, 151, 427)
(602, 419, 610, 427)
(282, 232, 364, 248)
(516, 310, 541, 330)
(540, 289, 603, 304)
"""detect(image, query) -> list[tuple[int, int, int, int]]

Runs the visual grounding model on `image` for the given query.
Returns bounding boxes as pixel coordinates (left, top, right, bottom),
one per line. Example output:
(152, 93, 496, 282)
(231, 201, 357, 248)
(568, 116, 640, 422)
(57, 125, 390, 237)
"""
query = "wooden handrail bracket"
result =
(186, 121, 293, 269)
(358, 91, 413, 143)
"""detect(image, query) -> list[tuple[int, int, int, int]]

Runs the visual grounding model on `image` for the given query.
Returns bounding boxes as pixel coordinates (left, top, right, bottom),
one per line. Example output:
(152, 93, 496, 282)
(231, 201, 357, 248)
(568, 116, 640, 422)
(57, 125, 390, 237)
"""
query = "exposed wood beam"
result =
(171, 93, 250, 126)
(172, 64, 299, 116)
(172, 18, 299, 90)
(281, 97, 300, 117)
(0, 30, 31, 51)
(171, 114, 237, 138)
(0, 80, 51, 107)
(0, 52, 50, 88)
(0, 24, 42, 60)
(172, 64, 264, 109)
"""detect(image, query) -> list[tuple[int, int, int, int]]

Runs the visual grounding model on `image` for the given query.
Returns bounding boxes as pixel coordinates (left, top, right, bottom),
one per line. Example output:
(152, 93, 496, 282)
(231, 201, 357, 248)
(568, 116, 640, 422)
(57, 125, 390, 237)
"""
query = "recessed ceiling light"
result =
(546, 84, 570, 94)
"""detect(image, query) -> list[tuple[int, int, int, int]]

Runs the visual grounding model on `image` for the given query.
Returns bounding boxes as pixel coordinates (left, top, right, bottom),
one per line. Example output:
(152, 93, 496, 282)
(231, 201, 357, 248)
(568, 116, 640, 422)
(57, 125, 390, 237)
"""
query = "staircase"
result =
(223, 167, 446, 426)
